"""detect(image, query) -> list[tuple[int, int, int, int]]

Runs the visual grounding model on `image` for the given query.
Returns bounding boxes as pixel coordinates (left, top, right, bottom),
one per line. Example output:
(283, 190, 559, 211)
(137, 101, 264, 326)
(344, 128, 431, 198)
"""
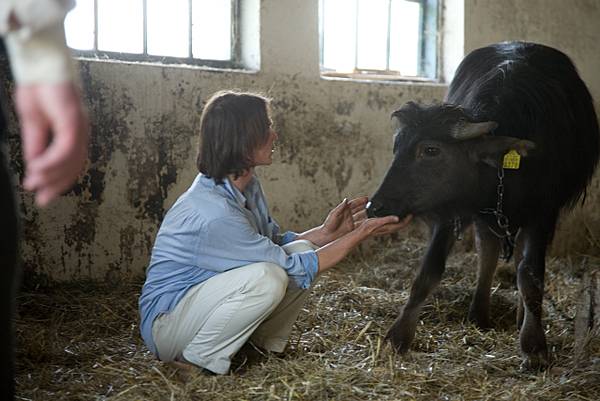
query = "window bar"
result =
(232, 0, 240, 64)
(319, 0, 325, 69)
(188, 0, 193, 59)
(142, 0, 148, 55)
(385, 0, 392, 71)
(421, 0, 438, 79)
(417, 1, 424, 76)
(354, 0, 359, 71)
(93, 0, 98, 51)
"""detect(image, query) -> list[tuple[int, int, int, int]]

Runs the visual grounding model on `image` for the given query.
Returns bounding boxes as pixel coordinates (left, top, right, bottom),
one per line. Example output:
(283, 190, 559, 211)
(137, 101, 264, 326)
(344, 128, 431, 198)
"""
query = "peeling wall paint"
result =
(3, 0, 599, 281)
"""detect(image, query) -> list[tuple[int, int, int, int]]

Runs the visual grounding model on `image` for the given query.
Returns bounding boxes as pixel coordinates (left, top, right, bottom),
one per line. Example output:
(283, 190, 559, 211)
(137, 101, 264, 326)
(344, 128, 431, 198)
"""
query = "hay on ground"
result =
(15, 237, 600, 400)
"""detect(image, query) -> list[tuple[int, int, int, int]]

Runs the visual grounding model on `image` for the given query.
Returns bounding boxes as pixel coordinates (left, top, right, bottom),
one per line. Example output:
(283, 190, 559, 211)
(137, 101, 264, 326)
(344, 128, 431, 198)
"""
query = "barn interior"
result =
(2, 0, 600, 400)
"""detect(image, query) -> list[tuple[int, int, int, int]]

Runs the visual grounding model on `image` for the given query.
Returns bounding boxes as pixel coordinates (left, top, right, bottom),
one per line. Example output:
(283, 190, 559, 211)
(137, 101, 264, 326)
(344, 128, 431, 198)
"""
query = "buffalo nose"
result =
(366, 199, 383, 218)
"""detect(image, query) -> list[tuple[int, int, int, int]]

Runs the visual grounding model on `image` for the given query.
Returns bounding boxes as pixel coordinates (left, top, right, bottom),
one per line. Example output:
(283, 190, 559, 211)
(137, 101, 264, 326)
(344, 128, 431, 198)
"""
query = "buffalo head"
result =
(367, 102, 534, 220)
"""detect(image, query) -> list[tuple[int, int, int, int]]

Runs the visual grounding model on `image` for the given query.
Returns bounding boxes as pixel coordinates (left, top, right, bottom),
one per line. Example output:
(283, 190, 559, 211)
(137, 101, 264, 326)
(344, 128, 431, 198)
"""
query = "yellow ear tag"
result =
(502, 150, 521, 169)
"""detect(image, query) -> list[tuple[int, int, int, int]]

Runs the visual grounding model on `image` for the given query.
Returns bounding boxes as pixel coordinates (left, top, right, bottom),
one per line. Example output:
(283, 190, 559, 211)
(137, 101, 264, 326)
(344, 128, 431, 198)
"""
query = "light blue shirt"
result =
(138, 173, 319, 356)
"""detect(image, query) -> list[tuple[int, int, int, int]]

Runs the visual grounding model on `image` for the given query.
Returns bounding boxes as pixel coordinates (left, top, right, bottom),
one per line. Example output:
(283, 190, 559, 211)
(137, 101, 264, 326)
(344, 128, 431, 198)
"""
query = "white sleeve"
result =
(0, 0, 77, 85)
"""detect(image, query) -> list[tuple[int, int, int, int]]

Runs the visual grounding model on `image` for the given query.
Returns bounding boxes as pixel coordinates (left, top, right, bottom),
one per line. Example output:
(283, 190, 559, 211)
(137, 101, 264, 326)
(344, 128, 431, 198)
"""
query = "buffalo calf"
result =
(367, 41, 599, 370)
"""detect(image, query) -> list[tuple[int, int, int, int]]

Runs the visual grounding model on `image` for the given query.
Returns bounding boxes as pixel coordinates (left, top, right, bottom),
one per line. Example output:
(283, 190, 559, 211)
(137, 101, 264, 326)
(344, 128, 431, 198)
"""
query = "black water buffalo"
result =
(367, 41, 599, 369)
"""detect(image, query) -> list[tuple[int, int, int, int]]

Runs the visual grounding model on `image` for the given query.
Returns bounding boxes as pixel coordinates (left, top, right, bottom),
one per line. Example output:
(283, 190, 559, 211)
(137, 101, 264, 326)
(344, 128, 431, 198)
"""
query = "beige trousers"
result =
(151, 240, 318, 374)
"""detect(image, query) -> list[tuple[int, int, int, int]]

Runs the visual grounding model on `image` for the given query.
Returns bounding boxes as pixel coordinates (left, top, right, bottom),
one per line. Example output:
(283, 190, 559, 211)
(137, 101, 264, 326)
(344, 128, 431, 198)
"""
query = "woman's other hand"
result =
(321, 196, 369, 241)
(315, 212, 411, 274)
(356, 214, 412, 238)
(352, 207, 413, 236)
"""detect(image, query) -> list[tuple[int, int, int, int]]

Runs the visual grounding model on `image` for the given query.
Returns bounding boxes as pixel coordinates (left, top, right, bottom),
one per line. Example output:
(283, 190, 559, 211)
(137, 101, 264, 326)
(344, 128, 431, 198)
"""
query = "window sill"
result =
(73, 56, 259, 75)
(320, 71, 446, 86)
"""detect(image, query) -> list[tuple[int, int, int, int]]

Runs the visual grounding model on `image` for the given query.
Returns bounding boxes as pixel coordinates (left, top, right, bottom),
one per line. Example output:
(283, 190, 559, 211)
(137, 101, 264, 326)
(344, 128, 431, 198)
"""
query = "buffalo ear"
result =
(391, 115, 406, 132)
(468, 136, 536, 168)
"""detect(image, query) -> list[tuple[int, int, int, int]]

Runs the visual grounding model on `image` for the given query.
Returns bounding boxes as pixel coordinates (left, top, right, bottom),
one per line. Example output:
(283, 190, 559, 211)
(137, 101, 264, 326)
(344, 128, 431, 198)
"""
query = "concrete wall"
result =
(6, 0, 600, 281)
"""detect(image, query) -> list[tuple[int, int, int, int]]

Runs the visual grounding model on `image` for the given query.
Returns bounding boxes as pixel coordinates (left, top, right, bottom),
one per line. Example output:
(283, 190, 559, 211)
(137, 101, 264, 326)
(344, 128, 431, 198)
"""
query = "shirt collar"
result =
(198, 174, 258, 208)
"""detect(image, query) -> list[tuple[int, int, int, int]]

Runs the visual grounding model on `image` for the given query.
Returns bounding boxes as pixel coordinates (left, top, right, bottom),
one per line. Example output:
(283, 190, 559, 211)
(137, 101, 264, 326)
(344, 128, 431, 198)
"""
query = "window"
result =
(65, 0, 240, 68)
(319, 0, 439, 81)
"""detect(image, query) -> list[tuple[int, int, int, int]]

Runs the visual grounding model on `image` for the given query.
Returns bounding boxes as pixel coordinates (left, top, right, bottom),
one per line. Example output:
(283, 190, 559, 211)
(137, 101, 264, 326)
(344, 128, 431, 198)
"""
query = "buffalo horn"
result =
(451, 121, 498, 140)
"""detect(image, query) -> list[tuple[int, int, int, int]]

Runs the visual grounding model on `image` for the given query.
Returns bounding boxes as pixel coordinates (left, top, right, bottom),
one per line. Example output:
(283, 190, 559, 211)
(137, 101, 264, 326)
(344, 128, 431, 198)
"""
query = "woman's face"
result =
(252, 125, 278, 166)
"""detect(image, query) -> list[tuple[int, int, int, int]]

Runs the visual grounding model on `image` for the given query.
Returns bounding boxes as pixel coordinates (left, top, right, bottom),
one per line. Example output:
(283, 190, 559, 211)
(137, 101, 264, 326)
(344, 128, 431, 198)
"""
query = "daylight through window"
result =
(65, 0, 236, 67)
(320, 0, 438, 80)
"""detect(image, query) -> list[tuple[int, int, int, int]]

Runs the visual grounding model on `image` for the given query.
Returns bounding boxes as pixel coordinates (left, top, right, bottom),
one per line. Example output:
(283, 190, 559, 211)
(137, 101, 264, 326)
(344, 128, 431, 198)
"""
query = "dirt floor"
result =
(14, 237, 600, 400)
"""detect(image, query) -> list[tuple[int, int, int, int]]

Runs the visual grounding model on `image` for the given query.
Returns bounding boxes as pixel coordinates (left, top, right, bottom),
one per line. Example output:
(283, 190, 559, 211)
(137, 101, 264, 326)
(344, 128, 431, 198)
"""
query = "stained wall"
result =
(5, 0, 599, 281)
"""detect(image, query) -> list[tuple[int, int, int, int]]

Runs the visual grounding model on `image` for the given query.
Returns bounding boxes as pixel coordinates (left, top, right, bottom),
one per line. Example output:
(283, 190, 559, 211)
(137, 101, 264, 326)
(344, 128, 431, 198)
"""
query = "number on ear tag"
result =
(502, 150, 521, 169)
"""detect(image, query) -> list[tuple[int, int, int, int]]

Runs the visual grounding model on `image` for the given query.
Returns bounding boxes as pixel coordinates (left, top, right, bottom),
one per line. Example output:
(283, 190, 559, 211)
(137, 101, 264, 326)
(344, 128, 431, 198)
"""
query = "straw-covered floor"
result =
(15, 237, 600, 400)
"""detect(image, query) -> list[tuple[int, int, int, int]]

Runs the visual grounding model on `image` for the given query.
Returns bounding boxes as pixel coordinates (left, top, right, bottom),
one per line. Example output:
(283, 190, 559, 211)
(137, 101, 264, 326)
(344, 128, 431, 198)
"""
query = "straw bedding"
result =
(15, 237, 600, 400)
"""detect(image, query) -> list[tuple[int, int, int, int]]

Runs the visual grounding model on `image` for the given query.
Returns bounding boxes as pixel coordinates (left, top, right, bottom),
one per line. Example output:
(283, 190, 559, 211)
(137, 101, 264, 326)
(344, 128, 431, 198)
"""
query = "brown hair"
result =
(196, 90, 272, 183)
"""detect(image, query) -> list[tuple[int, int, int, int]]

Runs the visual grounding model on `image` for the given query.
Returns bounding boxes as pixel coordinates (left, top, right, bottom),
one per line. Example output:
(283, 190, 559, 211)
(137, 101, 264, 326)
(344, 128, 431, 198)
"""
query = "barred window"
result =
(320, 0, 439, 81)
(65, 0, 239, 68)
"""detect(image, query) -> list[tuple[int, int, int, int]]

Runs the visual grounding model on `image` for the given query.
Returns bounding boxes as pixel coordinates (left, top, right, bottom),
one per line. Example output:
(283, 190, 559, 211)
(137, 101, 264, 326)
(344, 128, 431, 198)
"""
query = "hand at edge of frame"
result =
(15, 82, 89, 207)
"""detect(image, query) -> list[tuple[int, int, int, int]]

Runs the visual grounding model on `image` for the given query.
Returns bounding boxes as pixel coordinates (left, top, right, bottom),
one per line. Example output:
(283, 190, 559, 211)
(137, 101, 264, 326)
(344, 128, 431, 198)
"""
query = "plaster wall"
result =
(7, 0, 600, 281)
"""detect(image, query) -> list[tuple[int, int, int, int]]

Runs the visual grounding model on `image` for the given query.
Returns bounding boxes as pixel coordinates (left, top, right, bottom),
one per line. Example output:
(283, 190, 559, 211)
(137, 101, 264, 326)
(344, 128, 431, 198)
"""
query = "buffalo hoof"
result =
(385, 325, 415, 354)
(385, 333, 411, 354)
(467, 308, 492, 330)
(519, 350, 550, 372)
(519, 322, 548, 371)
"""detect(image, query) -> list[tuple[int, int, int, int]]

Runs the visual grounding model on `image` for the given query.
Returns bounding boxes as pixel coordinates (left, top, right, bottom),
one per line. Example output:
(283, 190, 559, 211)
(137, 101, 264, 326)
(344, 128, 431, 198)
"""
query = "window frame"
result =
(70, 0, 242, 69)
(319, 0, 440, 82)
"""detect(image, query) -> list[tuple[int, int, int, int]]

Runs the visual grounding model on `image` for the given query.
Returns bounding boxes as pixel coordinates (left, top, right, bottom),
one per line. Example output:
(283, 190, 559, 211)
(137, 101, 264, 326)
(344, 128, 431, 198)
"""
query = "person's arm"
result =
(1, 0, 89, 207)
(297, 196, 369, 247)
(351, 206, 414, 236)
(315, 214, 412, 273)
(268, 215, 299, 246)
(199, 214, 319, 289)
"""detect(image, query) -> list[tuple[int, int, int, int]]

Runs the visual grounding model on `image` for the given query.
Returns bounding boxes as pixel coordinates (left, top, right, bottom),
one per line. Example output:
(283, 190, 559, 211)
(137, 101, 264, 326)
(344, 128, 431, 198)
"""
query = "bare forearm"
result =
(297, 225, 330, 247)
(315, 229, 365, 273)
(314, 214, 407, 274)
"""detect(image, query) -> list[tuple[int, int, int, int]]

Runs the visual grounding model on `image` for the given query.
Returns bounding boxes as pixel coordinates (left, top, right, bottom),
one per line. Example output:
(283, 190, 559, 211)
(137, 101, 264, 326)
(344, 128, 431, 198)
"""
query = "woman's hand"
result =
(298, 196, 400, 247)
(320, 196, 369, 242)
(315, 212, 412, 274)
(352, 208, 413, 236)
(356, 214, 413, 238)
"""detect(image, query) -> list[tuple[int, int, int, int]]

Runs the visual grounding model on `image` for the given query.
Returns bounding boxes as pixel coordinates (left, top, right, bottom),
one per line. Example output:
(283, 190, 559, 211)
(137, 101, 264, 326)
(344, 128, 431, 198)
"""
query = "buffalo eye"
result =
(417, 144, 441, 158)
(424, 146, 440, 156)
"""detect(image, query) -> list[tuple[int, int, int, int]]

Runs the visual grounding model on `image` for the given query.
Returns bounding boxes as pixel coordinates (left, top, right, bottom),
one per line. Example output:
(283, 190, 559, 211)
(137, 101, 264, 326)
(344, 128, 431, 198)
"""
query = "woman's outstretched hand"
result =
(315, 205, 412, 274)
(355, 214, 413, 237)
(298, 196, 410, 248)
(352, 207, 413, 236)
(320, 196, 369, 242)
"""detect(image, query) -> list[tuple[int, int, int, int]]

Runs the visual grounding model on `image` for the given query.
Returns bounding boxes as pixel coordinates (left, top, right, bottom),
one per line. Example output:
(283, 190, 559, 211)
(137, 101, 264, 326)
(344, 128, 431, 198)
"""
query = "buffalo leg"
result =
(468, 221, 501, 329)
(517, 220, 555, 370)
(513, 230, 525, 330)
(386, 224, 454, 353)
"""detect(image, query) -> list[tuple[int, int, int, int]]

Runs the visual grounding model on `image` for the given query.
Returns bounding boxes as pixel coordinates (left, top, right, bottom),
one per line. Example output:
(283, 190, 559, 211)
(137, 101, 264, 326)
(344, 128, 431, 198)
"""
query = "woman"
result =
(139, 90, 411, 375)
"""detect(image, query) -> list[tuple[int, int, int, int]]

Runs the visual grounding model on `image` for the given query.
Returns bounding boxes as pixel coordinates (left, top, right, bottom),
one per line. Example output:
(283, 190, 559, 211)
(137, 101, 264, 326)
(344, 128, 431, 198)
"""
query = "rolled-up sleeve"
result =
(267, 214, 298, 246)
(278, 231, 298, 245)
(1, 0, 76, 84)
(200, 214, 318, 289)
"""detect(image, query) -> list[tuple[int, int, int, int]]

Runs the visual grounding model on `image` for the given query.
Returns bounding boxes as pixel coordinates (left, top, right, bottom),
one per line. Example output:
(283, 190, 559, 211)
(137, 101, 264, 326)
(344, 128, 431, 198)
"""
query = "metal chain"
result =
(479, 164, 516, 260)
(453, 216, 463, 241)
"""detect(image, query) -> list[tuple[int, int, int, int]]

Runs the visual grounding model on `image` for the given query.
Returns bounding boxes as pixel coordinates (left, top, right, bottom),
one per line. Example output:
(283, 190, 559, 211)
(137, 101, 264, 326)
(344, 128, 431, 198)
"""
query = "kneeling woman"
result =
(139, 90, 410, 374)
